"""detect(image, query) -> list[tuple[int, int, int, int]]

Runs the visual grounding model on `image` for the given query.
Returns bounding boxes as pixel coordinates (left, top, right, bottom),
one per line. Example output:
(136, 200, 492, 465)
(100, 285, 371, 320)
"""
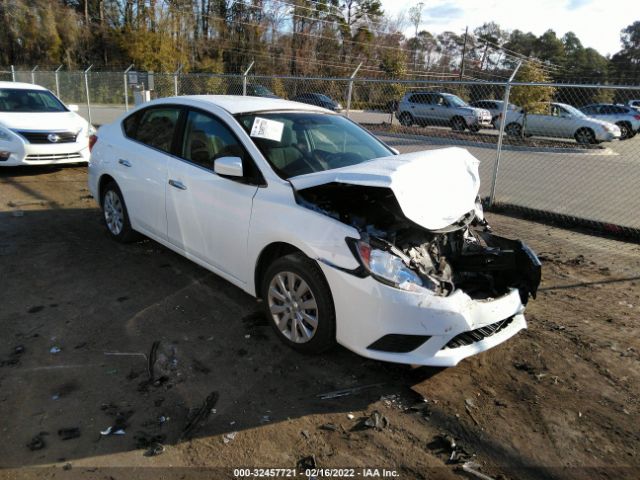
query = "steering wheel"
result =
(285, 144, 323, 175)
(328, 151, 365, 168)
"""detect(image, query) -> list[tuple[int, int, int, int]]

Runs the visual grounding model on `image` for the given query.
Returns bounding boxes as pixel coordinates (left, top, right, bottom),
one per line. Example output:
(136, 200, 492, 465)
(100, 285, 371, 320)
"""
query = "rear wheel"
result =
(616, 121, 632, 140)
(574, 128, 596, 145)
(398, 112, 414, 127)
(451, 116, 467, 132)
(101, 181, 139, 243)
(469, 125, 481, 133)
(261, 252, 336, 353)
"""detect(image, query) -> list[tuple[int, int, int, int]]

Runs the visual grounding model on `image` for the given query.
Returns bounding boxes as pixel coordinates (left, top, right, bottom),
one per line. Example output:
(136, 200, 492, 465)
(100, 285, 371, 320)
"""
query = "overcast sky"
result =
(381, 0, 634, 56)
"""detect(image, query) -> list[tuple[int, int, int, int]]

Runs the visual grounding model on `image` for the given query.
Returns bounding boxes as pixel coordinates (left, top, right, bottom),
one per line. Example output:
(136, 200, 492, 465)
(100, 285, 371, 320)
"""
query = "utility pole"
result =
(459, 26, 468, 80)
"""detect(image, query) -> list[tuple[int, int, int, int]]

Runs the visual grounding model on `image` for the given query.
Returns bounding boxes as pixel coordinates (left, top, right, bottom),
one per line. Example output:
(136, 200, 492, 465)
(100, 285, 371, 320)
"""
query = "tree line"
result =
(0, 0, 638, 85)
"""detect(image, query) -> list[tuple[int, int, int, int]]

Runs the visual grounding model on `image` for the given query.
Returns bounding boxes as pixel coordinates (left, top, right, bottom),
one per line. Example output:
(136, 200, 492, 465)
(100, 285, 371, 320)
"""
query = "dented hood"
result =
(289, 147, 481, 231)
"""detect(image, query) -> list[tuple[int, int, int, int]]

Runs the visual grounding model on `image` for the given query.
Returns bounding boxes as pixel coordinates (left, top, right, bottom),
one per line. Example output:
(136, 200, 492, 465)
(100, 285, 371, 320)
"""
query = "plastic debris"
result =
(317, 383, 384, 400)
(50, 347, 61, 354)
(143, 442, 165, 457)
(460, 461, 495, 480)
(297, 455, 316, 470)
(320, 423, 338, 431)
(223, 432, 238, 444)
(26, 433, 47, 451)
(361, 411, 389, 430)
(181, 391, 219, 440)
(58, 428, 81, 440)
(347, 414, 355, 420)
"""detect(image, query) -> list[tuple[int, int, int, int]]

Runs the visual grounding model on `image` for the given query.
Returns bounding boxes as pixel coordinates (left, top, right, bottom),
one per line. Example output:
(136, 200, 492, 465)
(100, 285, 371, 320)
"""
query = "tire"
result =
(261, 252, 336, 354)
(398, 112, 414, 127)
(100, 181, 139, 243)
(574, 128, 596, 145)
(451, 116, 466, 132)
(469, 125, 481, 133)
(505, 122, 522, 137)
(615, 121, 632, 140)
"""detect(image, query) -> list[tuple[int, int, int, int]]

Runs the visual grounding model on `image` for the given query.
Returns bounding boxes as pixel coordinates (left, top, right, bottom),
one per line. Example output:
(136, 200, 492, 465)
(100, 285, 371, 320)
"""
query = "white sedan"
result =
(0, 82, 94, 166)
(88, 96, 540, 367)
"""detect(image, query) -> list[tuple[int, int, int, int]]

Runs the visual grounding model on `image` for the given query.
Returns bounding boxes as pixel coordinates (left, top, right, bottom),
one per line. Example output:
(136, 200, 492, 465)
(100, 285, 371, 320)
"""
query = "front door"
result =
(165, 109, 260, 283)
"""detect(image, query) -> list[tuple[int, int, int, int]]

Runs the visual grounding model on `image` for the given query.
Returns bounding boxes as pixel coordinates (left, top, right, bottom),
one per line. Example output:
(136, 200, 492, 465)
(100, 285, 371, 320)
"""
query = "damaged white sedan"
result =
(88, 96, 540, 367)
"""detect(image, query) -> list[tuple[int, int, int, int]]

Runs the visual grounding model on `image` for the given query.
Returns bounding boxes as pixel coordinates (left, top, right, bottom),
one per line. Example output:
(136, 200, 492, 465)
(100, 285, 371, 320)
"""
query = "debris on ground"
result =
(134, 432, 166, 450)
(49, 346, 61, 354)
(1, 346, 25, 367)
(346, 414, 355, 420)
(296, 455, 316, 470)
(301, 430, 310, 439)
(459, 461, 495, 480)
(181, 391, 219, 440)
(320, 423, 338, 431)
(148, 341, 160, 382)
(432, 434, 473, 464)
(359, 411, 389, 430)
(100, 406, 133, 436)
(26, 433, 47, 451)
(223, 431, 238, 444)
(317, 383, 384, 400)
(57, 428, 81, 440)
(143, 442, 165, 457)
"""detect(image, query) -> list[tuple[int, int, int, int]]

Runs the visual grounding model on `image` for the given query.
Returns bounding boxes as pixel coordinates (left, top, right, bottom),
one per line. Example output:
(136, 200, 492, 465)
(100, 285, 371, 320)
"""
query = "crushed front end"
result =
(296, 182, 541, 366)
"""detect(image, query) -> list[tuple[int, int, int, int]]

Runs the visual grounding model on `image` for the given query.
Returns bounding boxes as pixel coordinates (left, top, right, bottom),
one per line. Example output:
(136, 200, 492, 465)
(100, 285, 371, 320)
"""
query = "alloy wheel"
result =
(103, 190, 124, 235)
(267, 271, 319, 343)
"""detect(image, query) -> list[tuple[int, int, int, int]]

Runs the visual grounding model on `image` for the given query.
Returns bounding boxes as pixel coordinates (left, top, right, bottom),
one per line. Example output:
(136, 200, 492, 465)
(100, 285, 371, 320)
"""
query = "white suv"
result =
(0, 82, 93, 166)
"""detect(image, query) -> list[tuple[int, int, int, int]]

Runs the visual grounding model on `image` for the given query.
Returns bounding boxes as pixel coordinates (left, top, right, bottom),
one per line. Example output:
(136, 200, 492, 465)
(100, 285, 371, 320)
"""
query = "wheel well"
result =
(254, 242, 304, 298)
(616, 120, 632, 130)
(98, 174, 117, 207)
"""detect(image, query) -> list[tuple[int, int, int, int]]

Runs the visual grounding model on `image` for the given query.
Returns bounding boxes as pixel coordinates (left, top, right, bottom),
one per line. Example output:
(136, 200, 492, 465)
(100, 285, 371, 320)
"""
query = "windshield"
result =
(236, 112, 393, 179)
(558, 104, 586, 118)
(444, 95, 468, 107)
(0, 88, 67, 112)
(251, 85, 275, 96)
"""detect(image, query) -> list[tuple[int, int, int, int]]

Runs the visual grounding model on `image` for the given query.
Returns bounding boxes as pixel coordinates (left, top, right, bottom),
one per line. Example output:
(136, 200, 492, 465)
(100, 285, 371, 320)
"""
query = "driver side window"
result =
(180, 110, 263, 184)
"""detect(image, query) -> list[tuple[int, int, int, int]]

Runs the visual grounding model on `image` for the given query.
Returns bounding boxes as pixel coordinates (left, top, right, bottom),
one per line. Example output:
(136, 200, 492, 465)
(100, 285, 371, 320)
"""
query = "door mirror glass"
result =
(67, 104, 79, 112)
(214, 156, 244, 177)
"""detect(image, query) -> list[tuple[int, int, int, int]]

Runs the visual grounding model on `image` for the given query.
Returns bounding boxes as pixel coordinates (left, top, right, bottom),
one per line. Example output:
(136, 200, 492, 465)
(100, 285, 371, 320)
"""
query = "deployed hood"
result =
(289, 147, 481, 231)
(0, 111, 88, 132)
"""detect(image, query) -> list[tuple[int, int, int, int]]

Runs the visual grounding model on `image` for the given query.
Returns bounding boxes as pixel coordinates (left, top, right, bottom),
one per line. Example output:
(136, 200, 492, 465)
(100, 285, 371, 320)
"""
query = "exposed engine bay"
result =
(295, 183, 541, 302)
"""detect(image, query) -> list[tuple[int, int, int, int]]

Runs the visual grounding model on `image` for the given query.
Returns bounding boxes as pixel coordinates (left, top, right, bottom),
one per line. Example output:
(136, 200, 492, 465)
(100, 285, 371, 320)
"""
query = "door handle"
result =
(168, 179, 187, 190)
(118, 158, 131, 167)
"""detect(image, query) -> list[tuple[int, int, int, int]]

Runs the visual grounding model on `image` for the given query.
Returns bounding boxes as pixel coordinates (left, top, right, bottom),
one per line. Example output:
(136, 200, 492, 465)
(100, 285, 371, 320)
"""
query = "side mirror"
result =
(214, 156, 243, 177)
(68, 104, 79, 112)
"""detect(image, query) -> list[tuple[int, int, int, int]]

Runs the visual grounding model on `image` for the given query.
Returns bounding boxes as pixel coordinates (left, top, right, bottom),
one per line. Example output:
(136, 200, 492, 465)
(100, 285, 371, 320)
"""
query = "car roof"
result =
(151, 95, 332, 115)
(0, 81, 48, 91)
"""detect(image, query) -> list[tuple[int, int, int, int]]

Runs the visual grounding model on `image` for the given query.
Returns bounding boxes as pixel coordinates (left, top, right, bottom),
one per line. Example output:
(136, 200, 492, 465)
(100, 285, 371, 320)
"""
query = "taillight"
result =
(634, 115, 640, 120)
(89, 135, 98, 152)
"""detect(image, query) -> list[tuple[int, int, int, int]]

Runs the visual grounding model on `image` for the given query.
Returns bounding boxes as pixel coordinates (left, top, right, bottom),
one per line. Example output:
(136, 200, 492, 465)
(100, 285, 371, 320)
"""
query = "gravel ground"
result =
(0, 165, 639, 480)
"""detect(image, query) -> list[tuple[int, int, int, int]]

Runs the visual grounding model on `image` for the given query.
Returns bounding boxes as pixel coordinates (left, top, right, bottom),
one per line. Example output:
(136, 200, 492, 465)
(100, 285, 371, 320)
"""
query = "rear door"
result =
(165, 108, 262, 283)
(115, 105, 182, 239)
(524, 104, 550, 136)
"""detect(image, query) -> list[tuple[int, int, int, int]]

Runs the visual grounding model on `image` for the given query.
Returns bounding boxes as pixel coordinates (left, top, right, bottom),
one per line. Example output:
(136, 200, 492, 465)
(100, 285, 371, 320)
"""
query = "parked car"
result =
(396, 91, 492, 132)
(498, 102, 621, 144)
(225, 83, 279, 98)
(580, 104, 640, 139)
(469, 100, 519, 127)
(88, 95, 540, 367)
(627, 99, 640, 111)
(0, 81, 94, 166)
(291, 93, 342, 111)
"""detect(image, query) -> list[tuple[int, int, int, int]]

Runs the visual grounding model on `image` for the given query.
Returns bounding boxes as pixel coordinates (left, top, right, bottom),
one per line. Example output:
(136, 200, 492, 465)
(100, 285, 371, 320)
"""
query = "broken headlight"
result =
(351, 240, 432, 293)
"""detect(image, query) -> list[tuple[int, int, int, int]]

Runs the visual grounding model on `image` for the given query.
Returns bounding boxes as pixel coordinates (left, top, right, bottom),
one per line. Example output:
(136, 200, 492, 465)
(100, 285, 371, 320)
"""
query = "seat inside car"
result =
(261, 127, 303, 171)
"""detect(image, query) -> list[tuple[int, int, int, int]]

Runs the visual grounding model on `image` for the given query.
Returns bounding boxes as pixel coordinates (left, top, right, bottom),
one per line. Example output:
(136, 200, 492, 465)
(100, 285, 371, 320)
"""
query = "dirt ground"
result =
(0, 165, 639, 480)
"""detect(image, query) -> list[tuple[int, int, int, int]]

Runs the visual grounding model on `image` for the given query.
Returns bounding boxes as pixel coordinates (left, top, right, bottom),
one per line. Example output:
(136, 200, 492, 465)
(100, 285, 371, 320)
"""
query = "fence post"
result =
(173, 64, 183, 97)
(84, 65, 93, 125)
(10, 65, 15, 82)
(54, 65, 63, 98)
(489, 61, 522, 208)
(30, 65, 38, 84)
(124, 64, 134, 111)
(242, 61, 254, 96)
(345, 62, 362, 118)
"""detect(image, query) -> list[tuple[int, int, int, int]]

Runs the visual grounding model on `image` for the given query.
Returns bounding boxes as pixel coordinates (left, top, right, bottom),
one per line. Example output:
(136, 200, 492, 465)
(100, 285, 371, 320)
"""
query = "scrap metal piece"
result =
(181, 391, 219, 440)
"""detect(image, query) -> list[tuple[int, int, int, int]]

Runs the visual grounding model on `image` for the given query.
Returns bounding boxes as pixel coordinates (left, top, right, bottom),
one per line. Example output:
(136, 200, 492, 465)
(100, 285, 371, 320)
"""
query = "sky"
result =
(381, 0, 635, 56)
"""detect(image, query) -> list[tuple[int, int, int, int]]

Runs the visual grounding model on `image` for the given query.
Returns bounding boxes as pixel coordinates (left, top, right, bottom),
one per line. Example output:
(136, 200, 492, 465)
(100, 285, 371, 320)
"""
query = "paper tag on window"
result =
(250, 117, 284, 142)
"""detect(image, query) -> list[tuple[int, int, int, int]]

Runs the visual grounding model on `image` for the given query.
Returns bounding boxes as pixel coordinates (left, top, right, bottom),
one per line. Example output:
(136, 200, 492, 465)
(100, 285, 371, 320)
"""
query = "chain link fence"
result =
(2, 67, 640, 235)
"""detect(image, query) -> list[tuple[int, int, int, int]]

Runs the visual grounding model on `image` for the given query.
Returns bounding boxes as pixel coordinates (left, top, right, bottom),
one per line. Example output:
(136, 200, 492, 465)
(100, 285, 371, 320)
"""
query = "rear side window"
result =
(127, 107, 181, 153)
(581, 106, 597, 114)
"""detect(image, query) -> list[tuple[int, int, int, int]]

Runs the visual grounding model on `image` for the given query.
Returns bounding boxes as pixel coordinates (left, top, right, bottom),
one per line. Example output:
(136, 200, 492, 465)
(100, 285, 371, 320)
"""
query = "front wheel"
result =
(469, 125, 481, 133)
(616, 122, 632, 140)
(261, 252, 336, 353)
(451, 117, 467, 132)
(101, 181, 139, 242)
(574, 128, 596, 145)
(398, 112, 414, 127)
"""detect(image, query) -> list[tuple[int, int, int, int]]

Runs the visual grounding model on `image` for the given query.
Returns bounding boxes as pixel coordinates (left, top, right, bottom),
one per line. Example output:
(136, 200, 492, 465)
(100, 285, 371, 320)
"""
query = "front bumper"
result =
(321, 264, 528, 367)
(466, 116, 492, 128)
(0, 139, 90, 166)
